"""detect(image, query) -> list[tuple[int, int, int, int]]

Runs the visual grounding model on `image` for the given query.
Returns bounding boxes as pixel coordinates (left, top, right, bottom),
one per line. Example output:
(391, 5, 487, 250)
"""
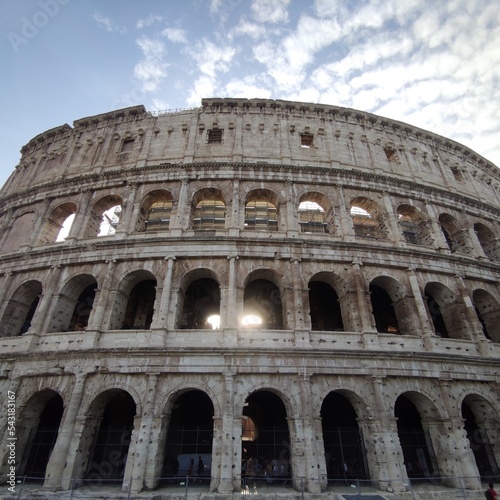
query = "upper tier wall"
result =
(1, 98, 499, 207)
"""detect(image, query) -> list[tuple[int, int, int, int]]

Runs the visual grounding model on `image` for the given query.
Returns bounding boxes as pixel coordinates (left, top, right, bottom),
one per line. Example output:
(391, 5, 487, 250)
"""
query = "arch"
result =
(178, 277, 221, 329)
(349, 197, 387, 240)
(243, 270, 283, 329)
(0, 280, 42, 336)
(109, 269, 157, 330)
(38, 202, 77, 244)
(83, 195, 123, 238)
(474, 222, 499, 261)
(161, 389, 215, 483)
(396, 204, 432, 246)
(83, 390, 137, 483)
(241, 390, 292, 485)
(438, 213, 471, 254)
(191, 188, 226, 230)
(461, 394, 499, 478)
(244, 189, 280, 231)
(47, 274, 97, 332)
(395, 392, 441, 481)
(298, 192, 333, 234)
(136, 189, 173, 232)
(369, 276, 412, 335)
(17, 390, 64, 481)
(1, 210, 36, 252)
(308, 274, 344, 331)
(321, 391, 369, 482)
(472, 289, 500, 342)
(424, 282, 471, 340)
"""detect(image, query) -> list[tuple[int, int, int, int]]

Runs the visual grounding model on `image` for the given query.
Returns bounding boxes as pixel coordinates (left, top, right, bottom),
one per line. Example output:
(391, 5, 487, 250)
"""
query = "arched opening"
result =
(397, 205, 432, 246)
(108, 270, 157, 330)
(474, 223, 498, 261)
(162, 390, 214, 484)
(137, 190, 173, 232)
(1, 211, 36, 252)
(121, 279, 156, 329)
(0, 280, 42, 336)
(192, 189, 226, 230)
(179, 278, 221, 329)
(47, 274, 97, 332)
(395, 395, 439, 482)
(321, 392, 368, 484)
(438, 213, 472, 254)
(241, 391, 291, 486)
(83, 195, 123, 238)
(298, 193, 332, 233)
(18, 391, 64, 481)
(244, 190, 279, 232)
(369, 284, 400, 334)
(424, 282, 471, 340)
(38, 202, 76, 244)
(462, 395, 499, 479)
(350, 197, 387, 240)
(472, 289, 500, 342)
(243, 279, 283, 329)
(309, 281, 344, 331)
(85, 391, 136, 483)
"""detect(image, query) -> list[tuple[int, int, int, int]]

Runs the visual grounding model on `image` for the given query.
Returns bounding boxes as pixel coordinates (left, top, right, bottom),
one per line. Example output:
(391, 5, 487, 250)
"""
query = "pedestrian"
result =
(486, 482, 498, 500)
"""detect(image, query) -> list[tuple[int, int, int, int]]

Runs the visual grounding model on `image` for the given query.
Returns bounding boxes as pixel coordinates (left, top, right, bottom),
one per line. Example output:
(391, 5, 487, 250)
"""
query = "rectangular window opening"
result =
(207, 129, 223, 144)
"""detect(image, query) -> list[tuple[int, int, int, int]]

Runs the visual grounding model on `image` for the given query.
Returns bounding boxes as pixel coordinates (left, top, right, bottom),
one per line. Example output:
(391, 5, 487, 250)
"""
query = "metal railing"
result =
(2, 474, 499, 499)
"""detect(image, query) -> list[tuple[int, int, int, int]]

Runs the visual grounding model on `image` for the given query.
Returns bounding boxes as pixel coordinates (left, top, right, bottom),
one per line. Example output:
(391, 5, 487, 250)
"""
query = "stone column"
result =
(31, 265, 64, 335)
(381, 192, 405, 244)
(66, 190, 93, 241)
(424, 203, 450, 251)
(172, 178, 189, 232)
(437, 380, 481, 489)
(336, 185, 355, 241)
(150, 257, 176, 331)
(86, 259, 117, 334)
(122, 415, 141, 492)
(144, 413, 169, 490)
(0, 377, 21, 483)
(285, 180, 299, 236)
(224, 256, 238, 330)
(297, 374, 323, 493)
(44, 374, 86, 489)
(406, 269, 434, 349)
(367, 377, 408, 493)
(228, 179, 241, 234)
(129, 374, 159, 492)
(216, 373, 237, 493)
(291, 259, 310, 346)
(350, 262, 378, 347)
(454, 275, 490, 353)
(0, 272, 15, 320)
(119, 183, 139, 235)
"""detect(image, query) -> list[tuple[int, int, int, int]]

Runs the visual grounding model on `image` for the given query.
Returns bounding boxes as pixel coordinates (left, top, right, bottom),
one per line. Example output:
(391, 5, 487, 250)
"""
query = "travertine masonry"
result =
(0, 98, 499, 499)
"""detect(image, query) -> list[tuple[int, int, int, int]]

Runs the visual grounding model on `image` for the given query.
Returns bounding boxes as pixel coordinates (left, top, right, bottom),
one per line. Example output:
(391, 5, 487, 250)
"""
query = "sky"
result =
(1, 0, 499, 188)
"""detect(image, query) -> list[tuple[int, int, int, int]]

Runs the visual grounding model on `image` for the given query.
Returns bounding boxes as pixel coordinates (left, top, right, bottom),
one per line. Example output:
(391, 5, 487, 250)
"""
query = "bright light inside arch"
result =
(242, 314, 262, 326)
(207, 315, 220, 329)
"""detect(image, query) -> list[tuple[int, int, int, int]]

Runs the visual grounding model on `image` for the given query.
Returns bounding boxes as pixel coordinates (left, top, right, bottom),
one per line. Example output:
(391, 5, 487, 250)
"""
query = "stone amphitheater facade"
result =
(0, 98, 499, 499)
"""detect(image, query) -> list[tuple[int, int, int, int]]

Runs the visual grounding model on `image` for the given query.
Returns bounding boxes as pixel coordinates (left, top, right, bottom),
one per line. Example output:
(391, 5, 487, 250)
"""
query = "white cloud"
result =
(136, 15, 164, 29)
(161, 27, 188, 44)
(92, 12, 126, 34)
(134, 37, 169, 93)
(251, 0, 291, 24)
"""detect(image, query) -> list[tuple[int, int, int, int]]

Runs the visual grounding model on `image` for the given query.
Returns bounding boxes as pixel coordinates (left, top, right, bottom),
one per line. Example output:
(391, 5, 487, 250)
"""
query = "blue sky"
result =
(1, 0, 499, 187)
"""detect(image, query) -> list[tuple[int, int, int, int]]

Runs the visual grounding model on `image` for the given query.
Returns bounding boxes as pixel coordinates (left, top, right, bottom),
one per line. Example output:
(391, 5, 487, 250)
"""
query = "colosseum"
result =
(0, 97, 499, 500)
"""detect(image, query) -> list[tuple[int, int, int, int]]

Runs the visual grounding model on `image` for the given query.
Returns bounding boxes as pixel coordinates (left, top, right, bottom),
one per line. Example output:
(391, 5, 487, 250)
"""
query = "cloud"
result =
(92, 12, 127, 34)
(251, 0, 291, 24)
(137, 15, 164, 29)
(161, 27, 188, 44)
(186, 39, 237, 106)
(134, 36, 169, 93)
